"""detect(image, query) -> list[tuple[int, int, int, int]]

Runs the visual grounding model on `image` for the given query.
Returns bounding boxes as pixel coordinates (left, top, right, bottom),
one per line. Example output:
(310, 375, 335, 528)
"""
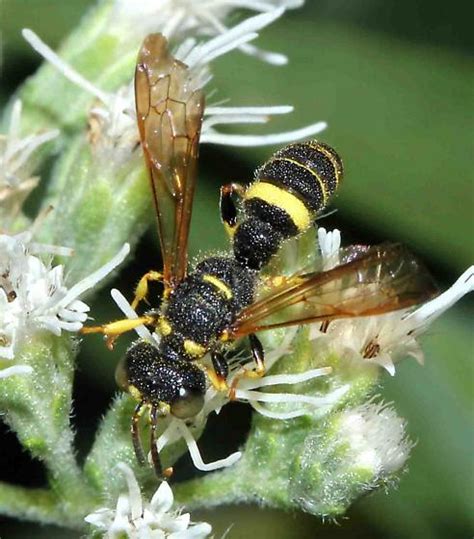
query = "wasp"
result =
(82, 34, 438, 478)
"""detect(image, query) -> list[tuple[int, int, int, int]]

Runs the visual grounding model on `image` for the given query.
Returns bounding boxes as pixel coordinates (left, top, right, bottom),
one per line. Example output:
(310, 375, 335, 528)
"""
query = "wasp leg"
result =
(81, 314, 156, 350)
(319, 320, 330, 333)
(249, 333, 266, 376)
(132, 271, 163, 310)
(219, 183, 245, 239)
(230, 334, 266, 400)
(131, 402, 146, 466)
(207, 351, 229, 392)
(150, 406, 173, 479)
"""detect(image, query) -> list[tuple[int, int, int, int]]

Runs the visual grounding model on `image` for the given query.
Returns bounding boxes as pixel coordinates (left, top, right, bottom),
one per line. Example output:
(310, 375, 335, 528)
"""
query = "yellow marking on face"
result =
(183, 339, 206, 358)
(128, 384, 143, 402)
(245, 182, 312, 232)
(203, 274, 233, 300)
(158, 317, 172, 336)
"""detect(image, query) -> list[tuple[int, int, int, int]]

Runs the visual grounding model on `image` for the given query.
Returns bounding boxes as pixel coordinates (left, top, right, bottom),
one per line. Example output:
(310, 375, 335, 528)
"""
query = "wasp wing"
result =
(228, 244, 438, 337)
(135, 34, 205, 288)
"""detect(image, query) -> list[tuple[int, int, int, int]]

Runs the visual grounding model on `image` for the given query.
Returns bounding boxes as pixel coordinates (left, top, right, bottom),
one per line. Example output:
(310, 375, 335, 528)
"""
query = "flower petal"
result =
(149, 480, 174, 515)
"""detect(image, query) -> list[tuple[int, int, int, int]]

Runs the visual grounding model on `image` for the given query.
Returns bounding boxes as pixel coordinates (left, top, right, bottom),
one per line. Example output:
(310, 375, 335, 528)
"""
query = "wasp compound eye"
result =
(115, 356, 129, 391)
(170, 387, 205, 419)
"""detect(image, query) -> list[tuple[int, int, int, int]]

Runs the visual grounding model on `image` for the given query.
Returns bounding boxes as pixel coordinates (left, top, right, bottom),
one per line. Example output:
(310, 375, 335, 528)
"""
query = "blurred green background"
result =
(1, 1, 473, 538)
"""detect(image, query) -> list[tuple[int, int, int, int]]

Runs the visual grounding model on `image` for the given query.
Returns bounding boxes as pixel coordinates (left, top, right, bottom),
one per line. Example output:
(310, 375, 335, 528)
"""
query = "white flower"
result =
(111, 0, 304, 65)
(336, 401, 413, 478)
(22, 8, 326, 161)
(311, 228, 474, 375)
(0, 232, 130, 360)
(317, 226, 341, 270)
(85, 462, 212, 538)
(0, 99, 58, 223)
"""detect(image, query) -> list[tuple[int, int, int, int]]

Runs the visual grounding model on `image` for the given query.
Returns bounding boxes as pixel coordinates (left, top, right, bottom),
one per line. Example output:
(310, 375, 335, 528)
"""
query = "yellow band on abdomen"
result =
(245, 182, 311, 232)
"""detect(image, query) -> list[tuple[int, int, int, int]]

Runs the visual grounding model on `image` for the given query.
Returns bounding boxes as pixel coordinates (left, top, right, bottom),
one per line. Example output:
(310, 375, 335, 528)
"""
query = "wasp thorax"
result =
(123, 340, 206, 417)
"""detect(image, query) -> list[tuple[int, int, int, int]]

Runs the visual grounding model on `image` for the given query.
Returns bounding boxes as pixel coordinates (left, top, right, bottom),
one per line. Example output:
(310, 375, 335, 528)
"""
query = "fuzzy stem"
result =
(174, 468, 245, 510)
(0, 334, 99, 523)
(0, 483, 82, 529)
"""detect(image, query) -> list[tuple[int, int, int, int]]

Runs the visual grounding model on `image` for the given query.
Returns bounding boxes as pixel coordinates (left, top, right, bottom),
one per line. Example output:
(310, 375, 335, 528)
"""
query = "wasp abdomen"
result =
(234, 141, 343, 270)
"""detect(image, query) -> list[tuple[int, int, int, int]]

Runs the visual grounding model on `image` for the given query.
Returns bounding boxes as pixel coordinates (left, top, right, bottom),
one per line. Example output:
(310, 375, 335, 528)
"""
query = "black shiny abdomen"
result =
(269, 141, 342, 204)
(233, 140, 343, 270)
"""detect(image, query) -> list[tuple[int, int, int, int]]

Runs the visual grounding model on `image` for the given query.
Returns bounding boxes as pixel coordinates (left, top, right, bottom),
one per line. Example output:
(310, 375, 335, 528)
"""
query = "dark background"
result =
(1, 1, 473, 537)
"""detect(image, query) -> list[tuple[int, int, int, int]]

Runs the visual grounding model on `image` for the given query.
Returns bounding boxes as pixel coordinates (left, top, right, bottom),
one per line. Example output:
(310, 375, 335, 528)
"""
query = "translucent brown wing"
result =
(228, 244, 438, 338)
(135, 34, 205, 288)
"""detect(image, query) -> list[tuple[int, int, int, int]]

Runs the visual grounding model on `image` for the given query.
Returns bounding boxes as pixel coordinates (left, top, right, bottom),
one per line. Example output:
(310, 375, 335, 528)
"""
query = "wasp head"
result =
(116, 340, 206, 419)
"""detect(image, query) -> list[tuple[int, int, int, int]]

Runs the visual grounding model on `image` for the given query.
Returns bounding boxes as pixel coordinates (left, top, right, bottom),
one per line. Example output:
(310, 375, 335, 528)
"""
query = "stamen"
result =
(115, 463, 143, 521)
(29, 242, 74, 257)
(250, 401, 310, 419)
(0, 365, 33, 378)
(176, 421, 241, 471)
(239, 367, 332, 389)
(56, 243, 130, 310)
(22, 29, 109, 104)
(200, 121, 327, 146)
(235, 389, 332, 406)
(205, 105, 293, 115)
(198, 10, 287, 65)
(184, 9, 283, 67)
(110, 288, 153, 342)
(405, 266, 474, 328)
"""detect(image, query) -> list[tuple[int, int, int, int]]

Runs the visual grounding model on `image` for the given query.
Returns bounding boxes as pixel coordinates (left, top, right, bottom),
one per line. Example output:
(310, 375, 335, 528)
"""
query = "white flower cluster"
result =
(0, 100, 58, 224)
(337, 401, 413, 478)
(0, 232, 130, 365)
(85, 462, 212, 538)
(311, 228, 474, 375)
(22, 4, 325, 164)
(111, 0, 303, 65)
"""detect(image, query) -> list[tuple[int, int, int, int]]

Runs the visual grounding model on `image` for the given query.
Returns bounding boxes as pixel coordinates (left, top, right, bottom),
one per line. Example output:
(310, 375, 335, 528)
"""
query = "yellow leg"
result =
(229, 334, 265, 400)
(81, 315, 156, 349)
(206, 367, 229, 392)
(131, 271, 163, 310)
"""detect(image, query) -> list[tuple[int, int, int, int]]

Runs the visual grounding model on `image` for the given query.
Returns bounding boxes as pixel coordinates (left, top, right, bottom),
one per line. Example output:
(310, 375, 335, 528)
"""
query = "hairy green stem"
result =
(0, 483, 82, 529)
(0, 334, 99, 521)
(174, 468, 245, 510)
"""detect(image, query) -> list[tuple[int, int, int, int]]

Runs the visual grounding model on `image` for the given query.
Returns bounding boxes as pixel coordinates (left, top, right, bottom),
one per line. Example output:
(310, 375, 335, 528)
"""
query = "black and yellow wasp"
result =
(83, 34, 437, 477)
